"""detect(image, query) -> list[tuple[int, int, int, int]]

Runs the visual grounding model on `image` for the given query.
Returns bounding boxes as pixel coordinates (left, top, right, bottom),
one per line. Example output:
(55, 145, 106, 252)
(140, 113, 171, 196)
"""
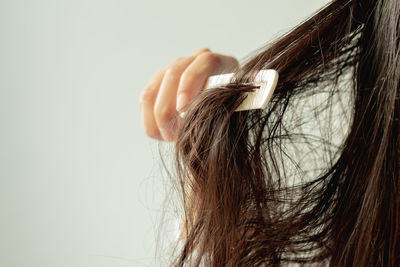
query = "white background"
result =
(0, 0, 329, 266)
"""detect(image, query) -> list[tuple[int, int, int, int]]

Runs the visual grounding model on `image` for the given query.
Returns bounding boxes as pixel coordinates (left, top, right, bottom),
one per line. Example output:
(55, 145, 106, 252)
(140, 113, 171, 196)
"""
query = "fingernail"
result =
(176, 93, 189, 112)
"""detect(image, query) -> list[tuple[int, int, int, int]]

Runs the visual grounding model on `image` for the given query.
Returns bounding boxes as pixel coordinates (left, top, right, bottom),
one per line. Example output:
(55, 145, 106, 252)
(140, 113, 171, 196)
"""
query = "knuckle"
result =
(139, 89, 156, 107)
(165, 65, 182, 80)
(154, 105, 175, 123)
(197, 47, 211, 54)
(174, 57, 186, 62)
(169, 57, 186, 68)
(200, 52, 221, 66)
(179, 71, 195, 90)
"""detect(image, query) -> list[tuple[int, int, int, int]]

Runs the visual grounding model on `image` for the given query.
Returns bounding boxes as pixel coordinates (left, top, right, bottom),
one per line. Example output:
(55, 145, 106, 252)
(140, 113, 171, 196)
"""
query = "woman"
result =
(140, 0, 400, 266)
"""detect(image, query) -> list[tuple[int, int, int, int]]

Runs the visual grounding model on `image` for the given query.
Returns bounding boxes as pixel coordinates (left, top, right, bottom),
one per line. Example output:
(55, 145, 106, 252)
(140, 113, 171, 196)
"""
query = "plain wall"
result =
(0, 0, 329, 266)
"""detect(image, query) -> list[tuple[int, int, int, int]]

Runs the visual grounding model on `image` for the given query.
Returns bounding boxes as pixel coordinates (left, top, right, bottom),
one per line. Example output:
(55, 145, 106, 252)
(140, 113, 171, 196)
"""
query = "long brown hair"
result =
(172, 0, 400, 265)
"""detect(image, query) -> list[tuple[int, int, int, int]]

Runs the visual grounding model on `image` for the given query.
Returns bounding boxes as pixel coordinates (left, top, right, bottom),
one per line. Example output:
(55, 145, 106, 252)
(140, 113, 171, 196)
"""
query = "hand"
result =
(139, 48, 239, 142)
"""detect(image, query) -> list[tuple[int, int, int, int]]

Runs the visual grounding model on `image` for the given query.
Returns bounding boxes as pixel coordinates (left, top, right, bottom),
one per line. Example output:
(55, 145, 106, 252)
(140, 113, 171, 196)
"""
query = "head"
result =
(173, 0, 400, 266)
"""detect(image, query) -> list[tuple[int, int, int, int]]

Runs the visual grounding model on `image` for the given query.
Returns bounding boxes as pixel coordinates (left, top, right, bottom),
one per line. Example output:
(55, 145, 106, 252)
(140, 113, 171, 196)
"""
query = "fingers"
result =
(153, 57, 195, 141)
(140, 48, 239, 142)
(139, 67, 168, 139)
(176, 52, 239, 111)
(139, 48, 210, 140)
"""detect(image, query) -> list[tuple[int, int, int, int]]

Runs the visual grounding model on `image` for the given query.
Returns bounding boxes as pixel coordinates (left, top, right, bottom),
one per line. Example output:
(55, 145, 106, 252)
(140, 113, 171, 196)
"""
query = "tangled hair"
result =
(172, 0, 400, 266)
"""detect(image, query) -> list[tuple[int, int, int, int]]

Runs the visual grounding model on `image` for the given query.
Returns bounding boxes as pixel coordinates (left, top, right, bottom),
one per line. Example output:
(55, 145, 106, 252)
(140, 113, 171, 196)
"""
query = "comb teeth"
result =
(179, 69, 279, 117)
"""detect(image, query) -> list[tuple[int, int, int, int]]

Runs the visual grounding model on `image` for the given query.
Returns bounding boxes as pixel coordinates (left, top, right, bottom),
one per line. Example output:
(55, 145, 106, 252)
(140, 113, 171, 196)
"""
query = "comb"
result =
(179, 69, 279, 117)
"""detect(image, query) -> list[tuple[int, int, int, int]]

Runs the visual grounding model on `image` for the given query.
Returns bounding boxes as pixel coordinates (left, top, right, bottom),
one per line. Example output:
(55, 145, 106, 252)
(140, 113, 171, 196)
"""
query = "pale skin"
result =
(139, 48, 239, 142)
